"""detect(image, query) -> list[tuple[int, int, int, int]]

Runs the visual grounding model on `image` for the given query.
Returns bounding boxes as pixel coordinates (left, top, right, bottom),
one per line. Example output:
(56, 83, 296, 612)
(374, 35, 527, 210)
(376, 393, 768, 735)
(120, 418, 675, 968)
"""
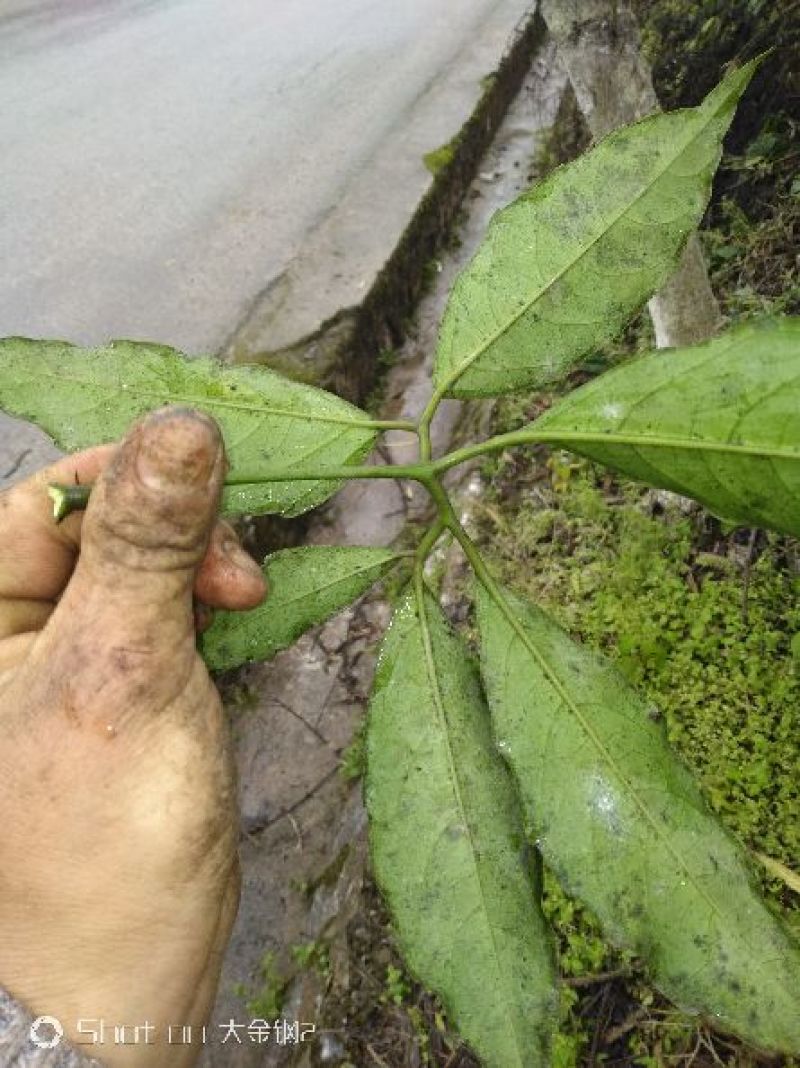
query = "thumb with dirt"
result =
(0, 407, 267, 1066)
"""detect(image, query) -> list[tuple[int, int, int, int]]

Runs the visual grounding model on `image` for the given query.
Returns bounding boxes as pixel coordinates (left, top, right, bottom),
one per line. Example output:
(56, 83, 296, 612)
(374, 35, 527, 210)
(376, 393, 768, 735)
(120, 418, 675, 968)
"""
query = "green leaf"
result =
(532, 318, 800, 536)
(200, 546, 400, 671)
(366, 588, 558, 1067)
(0, 338, 377, 517)
(434, 58, 760, 399)
(477, 581, 800, 1054)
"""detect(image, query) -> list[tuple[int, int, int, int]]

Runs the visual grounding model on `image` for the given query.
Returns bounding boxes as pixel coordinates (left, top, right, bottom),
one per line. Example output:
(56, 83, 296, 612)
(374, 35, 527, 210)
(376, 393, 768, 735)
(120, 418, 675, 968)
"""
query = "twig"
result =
(755, 850, 800, 893)
(684, 1031, 703, 1068)
(565, 968, 630, 988)
(366, 1043, 391, 1067)
(589, 983, 613, 1065)
(604, 1006, 648, 1045)
(741, 527, 758, 623)
(698, 1029, 726, 1066)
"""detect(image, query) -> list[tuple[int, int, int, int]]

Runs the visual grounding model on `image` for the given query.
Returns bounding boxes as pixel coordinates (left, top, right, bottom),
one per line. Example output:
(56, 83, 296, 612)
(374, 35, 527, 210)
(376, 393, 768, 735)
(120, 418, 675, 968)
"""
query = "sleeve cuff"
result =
(0, 988, 104, 1067)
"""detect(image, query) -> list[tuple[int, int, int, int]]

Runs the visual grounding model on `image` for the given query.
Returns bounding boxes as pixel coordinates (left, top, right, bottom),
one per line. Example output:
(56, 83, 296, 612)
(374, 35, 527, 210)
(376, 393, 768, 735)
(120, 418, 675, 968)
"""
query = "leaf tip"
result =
(704, 51, 768, 112)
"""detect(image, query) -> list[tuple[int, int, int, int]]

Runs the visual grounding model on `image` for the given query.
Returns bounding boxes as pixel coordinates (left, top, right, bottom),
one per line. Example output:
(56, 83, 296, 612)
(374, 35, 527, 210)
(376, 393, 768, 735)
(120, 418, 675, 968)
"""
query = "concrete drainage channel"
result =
(204, 17, 568, 1067)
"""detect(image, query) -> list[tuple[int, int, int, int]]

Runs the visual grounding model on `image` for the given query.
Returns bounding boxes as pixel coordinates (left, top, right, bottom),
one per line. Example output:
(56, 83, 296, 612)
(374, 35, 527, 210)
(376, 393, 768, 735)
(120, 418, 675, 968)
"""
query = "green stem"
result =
(225, 463, 433, 484)
(417, 472, 490, 585)
(47, 483, 94, 523)
(417, 384, 448, 463)
(414, 475, 535, 700)
(368, 418, 419, 433)
(445, 511, 504, 604)
(47, 462, 436, 523)
(414, 517, 446, 570)
(415, 471, 510, 623)
(59, 416, 763, 526)
(426, 480, 491, 585)
(433, 429, 539, 472)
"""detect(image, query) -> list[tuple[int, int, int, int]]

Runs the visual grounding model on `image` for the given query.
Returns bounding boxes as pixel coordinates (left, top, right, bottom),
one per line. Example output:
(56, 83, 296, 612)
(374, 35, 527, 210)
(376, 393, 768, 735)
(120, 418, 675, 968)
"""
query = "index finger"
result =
(0, 444, 116, 601)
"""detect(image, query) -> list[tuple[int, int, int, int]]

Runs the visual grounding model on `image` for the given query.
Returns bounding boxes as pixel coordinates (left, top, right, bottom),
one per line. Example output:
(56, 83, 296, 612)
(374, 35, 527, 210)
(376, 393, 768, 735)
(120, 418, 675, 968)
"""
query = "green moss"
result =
(290, 939, 331, 979)
(423, 138, 458, 176)
(381, 963, 413, 1007)
(339, 715, 368, 782)
(363, 346, 400, 415)
(633, 0, 799, 143)
(702, 193, 800, 319)
(633, 0, 800, 221)
(532, 82, 591, 174)
(625, 0, 800, 345)
(425, 138, 455, 176)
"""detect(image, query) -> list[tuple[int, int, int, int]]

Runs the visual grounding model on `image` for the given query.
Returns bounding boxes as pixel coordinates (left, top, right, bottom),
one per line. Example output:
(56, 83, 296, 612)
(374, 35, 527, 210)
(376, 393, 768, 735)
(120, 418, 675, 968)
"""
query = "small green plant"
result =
(339, 716, 368, 782)
(233, 950, 285, 1020)
(423, 136, 458, 176)
(382, 963, 412, 1007)
(290, 939, 330, 979)
(1, 58, 798, 1067)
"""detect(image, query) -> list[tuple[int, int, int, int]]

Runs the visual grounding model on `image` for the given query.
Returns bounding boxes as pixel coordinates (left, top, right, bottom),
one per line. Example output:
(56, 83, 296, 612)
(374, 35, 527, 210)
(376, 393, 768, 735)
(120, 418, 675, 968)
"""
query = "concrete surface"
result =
(1, 0, 534, 357)
(0, 414, 62, 491)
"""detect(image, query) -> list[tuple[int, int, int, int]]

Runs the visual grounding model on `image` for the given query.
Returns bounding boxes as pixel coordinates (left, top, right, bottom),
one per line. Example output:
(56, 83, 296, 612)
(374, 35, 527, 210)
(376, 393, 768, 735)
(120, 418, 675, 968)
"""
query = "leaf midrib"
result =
(215, 555, 400, 631)
(531, 430, 800, 462)
(440, 87, 732, 395)
(206, 555, 400, 669)
(12, 366, 379, 431)
(414, 582, 528, 1067)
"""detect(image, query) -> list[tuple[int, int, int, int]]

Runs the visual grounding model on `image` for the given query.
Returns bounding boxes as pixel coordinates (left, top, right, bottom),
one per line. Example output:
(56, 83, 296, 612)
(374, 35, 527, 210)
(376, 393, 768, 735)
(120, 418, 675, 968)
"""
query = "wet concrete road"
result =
(0, 0, 531, 356)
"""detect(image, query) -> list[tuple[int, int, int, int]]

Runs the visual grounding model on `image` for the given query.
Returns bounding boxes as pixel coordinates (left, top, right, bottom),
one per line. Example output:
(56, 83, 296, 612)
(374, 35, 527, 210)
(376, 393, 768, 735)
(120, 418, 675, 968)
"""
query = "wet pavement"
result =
(1, 0, 533, 356)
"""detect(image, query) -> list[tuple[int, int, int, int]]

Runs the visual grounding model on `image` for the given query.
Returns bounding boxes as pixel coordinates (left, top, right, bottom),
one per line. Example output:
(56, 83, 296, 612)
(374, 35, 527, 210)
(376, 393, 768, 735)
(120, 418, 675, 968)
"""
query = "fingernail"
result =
(136, 409, 221, 491)
(223, 539, 265, 583)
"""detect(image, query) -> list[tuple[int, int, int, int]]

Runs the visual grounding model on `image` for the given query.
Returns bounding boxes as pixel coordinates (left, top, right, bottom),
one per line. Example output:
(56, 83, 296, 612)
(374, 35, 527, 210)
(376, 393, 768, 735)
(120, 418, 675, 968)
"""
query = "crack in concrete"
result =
(263, 696, 330, 748)
(2, 448, 31, 479)
(241, 767, 341, 839)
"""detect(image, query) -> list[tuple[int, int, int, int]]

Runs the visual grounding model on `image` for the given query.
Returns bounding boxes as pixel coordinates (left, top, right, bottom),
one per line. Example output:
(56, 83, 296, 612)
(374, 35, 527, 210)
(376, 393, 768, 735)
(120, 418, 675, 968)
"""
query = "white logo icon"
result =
(30, 1015, 64, 1050)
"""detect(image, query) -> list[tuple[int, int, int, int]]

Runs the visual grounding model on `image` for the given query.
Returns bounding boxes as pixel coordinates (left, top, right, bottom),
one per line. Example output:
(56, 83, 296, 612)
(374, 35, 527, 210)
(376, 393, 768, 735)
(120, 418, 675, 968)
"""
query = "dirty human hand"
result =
(0, 408, 266, 1066)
